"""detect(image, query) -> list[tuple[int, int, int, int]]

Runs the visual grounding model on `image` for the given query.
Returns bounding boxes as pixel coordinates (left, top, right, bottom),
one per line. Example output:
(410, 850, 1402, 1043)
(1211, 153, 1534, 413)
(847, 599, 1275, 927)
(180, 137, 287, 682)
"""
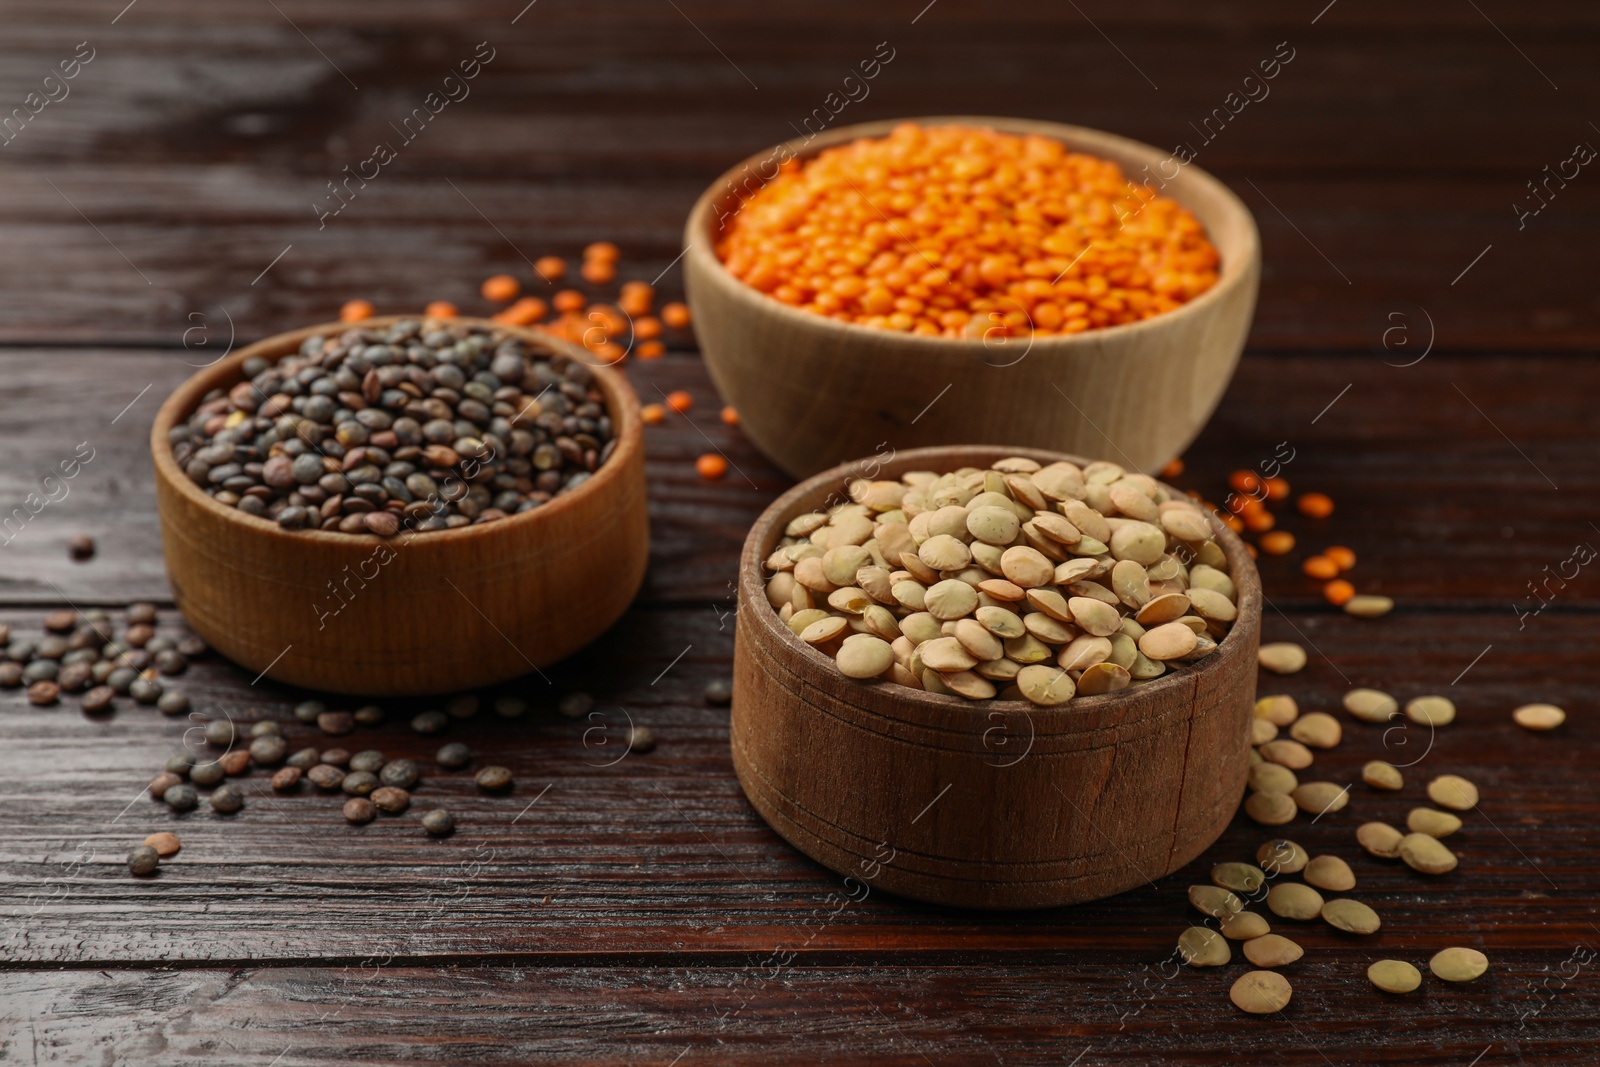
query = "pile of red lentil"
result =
(715, 123, 1221, 338)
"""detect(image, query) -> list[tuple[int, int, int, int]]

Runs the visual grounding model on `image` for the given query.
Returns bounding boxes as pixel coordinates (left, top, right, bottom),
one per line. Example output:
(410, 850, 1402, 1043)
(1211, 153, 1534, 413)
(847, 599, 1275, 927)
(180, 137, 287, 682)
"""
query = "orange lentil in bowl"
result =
(714, 123, 1221, 338)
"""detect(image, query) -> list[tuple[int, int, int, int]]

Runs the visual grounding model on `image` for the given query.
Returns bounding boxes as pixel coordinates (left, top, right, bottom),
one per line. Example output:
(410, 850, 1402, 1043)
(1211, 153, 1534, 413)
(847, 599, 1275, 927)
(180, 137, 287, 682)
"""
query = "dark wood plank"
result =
(3, 349, 1595, 610)
(2, 602, 1594, 963)
(1, 1, 1599, 347)
(3, 958, 1597, 1066)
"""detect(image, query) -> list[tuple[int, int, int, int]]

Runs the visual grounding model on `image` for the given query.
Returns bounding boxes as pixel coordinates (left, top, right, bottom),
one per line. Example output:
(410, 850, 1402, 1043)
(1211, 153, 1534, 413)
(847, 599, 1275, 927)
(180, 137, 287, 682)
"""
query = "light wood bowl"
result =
(731, 445, 1261, 909)
(684, 116, 1261, 479)
(150, 316, 648, 696)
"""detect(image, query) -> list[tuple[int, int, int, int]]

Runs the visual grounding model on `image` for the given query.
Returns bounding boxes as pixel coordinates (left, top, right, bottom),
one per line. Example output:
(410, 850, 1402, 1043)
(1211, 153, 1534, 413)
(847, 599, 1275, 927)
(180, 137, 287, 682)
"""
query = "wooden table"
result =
(3, 2, 1596, 1063)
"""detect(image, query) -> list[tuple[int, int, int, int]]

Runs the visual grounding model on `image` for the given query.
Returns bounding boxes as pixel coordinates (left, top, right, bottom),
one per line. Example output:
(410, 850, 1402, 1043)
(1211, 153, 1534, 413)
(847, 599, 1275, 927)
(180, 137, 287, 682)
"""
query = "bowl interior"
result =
(150, 315, 643, 549)
(688, 114, 1260, 349)
(742, 444, 1262, 717)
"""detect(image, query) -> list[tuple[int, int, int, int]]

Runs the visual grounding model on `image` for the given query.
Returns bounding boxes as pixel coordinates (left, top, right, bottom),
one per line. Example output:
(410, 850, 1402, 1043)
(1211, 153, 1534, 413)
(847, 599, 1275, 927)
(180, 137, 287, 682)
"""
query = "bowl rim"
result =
(684, 114, 1260, 352)
(149, 314, 644, 550)
(739, 444, 1262, 716)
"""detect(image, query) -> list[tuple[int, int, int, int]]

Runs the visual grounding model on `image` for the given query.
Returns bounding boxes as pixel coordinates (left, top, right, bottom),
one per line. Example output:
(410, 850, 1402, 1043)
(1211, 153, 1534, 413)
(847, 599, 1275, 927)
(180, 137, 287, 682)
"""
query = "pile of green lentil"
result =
(167, 320, 616, 535)
(765, 456, 1240, 705)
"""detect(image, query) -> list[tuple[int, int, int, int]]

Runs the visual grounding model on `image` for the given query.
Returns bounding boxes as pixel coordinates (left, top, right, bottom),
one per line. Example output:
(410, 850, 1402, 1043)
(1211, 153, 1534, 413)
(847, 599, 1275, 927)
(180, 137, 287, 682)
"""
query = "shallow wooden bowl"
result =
(150, 316, 648, 696)
(731, 445, 1260, 909)
(684, 116, 1260, 479)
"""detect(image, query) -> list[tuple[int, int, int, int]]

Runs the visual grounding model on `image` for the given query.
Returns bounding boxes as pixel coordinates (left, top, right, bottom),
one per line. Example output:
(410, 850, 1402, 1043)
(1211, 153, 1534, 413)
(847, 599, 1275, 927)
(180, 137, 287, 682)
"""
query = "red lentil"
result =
(1297, 492, 1334, 519)
(715, 123, 1219, 337)
(1325, 545, 1357, 571)
(480, 274, 520, 303)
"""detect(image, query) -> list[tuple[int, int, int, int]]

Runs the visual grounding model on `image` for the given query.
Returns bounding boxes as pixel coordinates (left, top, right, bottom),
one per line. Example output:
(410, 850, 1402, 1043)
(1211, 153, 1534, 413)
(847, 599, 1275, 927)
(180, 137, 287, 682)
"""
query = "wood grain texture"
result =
(149, 317, 649, 694)
(3, 962, 1598, 1066)
(685, 118, 1260, 477)
(1, 1, 1597, 1061)
(731, 445, 1261, 908)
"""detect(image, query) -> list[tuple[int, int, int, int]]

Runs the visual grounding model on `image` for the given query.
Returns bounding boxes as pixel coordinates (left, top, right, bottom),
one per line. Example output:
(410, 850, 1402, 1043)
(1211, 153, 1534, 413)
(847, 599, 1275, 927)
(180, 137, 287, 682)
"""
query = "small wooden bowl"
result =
(731, 445, 1261, 909)
(150, 317, 648, 696)
(684, 116, 1261, 478)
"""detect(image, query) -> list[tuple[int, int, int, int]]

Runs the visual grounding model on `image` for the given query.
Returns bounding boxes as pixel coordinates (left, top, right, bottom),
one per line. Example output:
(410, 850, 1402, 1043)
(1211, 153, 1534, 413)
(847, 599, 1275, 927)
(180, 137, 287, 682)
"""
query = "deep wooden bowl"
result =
(684, 116, 1261, 479)
(150, 316, 648, 696)
(731, 445, 1261, 909)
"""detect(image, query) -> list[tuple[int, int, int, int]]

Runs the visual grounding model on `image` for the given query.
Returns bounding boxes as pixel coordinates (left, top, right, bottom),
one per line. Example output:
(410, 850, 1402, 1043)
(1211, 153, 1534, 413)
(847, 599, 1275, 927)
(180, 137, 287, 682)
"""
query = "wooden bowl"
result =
(731, 445, 1261, 909)
(150, 317, 648, 696)
(684, 116, 1260, 479)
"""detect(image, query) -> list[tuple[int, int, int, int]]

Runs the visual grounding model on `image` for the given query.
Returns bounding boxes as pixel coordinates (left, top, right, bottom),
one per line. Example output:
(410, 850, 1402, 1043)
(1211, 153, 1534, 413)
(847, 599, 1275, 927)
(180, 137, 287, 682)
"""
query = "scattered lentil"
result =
(1343, 594, 1393, 618)
(436, 742, 472, 769)
(1368, 959, 1422, 994)
(1244, 791, 1297, 826)
(1427, 774, 1479, 811)
(189, 760, 225, 787)
(1303, 854, 1356, 892)
(1189, 884, 1244, 919)
(1512, 703, 1565, 730)
(1179, 926, 1231, 967)
(1405, 695, 1456, 727)
(1398, 832, 1458, 875)
(411, 710, 449, 734)
(371, 786, 411, 814)
(380, 759, 419, 789)
(1357, 821, 1405, 859)
(421, 808, 456, 835)
(1254, 694, 1299, 726)
(144, 831, 181, 857)
(271, 766, 303, 791)
(1289, 711, 1341, 749)
(704, 678, 733, 705)
(341, 771, 379, 796)
(1430, 947, 1489, 982)
(1220, 911, 1270, 940)
(1291, 781, 1349, 816)
(627, 725, 657, 753)
(128, 845, 160, 876)
(1230, 970, 1292, 1014)
(81, 685, 115, 713)
(1254, 841, 1307, 876)
(164, 784, 199, 811)
(1257, 643, 1306, 675)
(1322, 897, 1381, 934)
(1344, 688, 1398, 723)
(307, 764, 344, 790)
(209, 784, 244, 813)
(343, 797, 376, 824)
(250, 736, 288, 767)
(476, 765, 513, 792)
(1361, 760, 1404, 790)
(1407, 807, 1463, 838)
(349, 749, 386, 773)
(1242, 934, 1303, 968)
(318, 711, 355, 736)
(218, 749, 250, 776)
(1266, 882, 1324, 921)
(354, 704, 385, 725)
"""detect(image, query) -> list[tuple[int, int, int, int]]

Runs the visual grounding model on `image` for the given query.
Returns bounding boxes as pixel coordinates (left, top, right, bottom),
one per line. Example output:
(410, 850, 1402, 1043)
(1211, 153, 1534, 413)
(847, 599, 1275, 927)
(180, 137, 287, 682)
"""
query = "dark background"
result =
(1, 2, 1596, 1064)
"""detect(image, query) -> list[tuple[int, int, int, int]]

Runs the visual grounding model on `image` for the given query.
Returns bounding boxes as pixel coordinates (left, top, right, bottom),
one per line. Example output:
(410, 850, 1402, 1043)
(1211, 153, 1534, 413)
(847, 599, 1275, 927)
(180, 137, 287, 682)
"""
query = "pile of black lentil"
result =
(167, 320, 616, 536)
